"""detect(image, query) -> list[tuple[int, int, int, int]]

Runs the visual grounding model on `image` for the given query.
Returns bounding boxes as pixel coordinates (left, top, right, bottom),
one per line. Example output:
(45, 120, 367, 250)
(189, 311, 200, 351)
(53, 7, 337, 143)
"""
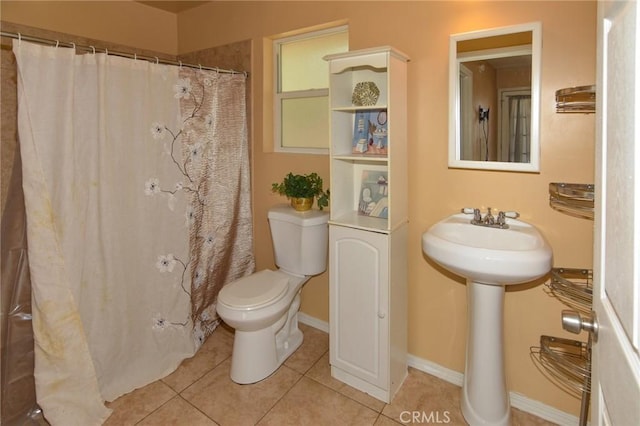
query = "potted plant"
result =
(272, 172, 330, 211)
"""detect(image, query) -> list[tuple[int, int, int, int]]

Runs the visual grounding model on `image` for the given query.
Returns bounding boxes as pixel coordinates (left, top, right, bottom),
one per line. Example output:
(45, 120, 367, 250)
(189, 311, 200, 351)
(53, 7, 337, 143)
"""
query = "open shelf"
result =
(531, 335, 590, 398)
(329, 212, 390, 234)
(545, 268, 593, 315)
(555, 85, 596, 113)
(326, 47, 408, 232)
(549, 182, 594, 219)
(332, 105, 389, 112)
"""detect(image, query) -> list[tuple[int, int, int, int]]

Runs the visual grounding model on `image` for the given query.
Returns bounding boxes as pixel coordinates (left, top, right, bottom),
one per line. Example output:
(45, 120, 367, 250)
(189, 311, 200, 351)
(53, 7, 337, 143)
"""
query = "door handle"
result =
(562, 310, 599, 342)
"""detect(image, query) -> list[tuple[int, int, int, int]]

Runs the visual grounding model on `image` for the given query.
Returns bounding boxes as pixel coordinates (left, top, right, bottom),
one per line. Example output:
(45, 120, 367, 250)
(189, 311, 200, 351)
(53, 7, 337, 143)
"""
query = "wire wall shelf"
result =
(530, 335, 591, 398)
(538, 102, 595, 426)
(556, 85, 596, 113)
(536, 265, 594, 425)
(549, 183, 594, 220)
(546, 268, 593, 315)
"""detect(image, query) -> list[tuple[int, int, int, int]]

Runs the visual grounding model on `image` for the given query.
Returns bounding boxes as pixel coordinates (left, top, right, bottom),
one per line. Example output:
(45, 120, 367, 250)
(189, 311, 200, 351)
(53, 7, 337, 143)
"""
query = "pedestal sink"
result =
(422, 212, 552, 426)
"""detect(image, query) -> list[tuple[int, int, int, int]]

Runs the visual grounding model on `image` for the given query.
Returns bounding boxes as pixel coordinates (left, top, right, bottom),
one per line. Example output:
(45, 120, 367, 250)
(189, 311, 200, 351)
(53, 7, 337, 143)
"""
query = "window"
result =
(274, 26, 348, 154)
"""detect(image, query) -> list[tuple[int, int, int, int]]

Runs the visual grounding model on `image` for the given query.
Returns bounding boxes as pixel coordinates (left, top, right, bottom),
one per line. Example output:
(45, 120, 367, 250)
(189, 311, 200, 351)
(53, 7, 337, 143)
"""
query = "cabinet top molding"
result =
(324, 46, 410, 63)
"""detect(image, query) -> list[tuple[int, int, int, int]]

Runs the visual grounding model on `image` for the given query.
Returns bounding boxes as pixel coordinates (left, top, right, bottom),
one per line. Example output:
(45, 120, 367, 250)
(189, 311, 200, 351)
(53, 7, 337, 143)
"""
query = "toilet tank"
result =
(268, 204, 329, 276)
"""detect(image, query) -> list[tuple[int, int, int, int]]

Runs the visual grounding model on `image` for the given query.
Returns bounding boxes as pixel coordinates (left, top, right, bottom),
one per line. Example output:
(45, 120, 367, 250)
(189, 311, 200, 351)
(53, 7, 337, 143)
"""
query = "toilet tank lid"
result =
(268, 204, 329, 226)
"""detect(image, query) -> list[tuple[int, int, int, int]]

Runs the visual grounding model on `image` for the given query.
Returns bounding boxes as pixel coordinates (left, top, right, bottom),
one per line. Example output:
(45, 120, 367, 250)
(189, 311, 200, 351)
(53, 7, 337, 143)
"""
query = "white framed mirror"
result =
(449, 22, 542, 172)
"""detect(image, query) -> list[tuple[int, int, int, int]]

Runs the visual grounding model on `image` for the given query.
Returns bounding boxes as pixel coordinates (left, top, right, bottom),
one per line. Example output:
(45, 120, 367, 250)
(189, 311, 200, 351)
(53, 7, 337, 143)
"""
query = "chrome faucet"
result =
(462, 207, 518, 229)
(483, 207, 495, 225)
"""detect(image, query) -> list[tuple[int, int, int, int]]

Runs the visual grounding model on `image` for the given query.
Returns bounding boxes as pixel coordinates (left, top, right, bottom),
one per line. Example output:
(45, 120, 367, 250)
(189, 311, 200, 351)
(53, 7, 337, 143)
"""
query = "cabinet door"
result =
(329, 225, 389, 388)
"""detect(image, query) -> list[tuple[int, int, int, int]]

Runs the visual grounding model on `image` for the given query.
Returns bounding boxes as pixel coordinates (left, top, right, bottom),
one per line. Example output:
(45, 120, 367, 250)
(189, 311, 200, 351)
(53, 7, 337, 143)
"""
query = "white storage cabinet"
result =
(324, 46, 409, 403)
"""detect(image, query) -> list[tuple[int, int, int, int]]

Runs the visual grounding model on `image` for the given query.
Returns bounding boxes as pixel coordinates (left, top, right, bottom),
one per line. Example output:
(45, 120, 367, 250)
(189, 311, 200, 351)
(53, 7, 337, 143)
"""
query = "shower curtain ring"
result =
(55, 40, 59, 48)
(155, 57, 159, 64)
(17, 33, 21, 44)
(199, 64, 202, 70)
(90, 46, 96, 54)
(105, 48, 108, 55)
(179, 61, 182, 68)
(71, 42, 75, 50)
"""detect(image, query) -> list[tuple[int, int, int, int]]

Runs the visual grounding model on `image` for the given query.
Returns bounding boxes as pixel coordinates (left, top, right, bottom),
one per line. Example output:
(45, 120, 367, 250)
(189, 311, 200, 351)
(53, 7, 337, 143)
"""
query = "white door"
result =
(593, 0, 640, 424)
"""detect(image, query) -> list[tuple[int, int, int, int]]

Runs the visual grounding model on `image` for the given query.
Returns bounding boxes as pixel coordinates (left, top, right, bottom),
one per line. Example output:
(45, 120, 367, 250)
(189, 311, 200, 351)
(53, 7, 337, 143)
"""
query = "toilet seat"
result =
(219, 270, 289, 309)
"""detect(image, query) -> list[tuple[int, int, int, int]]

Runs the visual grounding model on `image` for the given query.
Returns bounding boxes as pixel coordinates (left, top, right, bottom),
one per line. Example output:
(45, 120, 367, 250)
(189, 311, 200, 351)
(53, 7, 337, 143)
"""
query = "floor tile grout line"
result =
(177, 393, 223, 425)
(116, 326, 556, 426)
(254, 364, 307, 425)
(173, 352, 234, 424)
(133, 392, 180, 425)
(254, 346, 373, 425)
(300, 348, 389, 417)
(173, 352, 233, 396)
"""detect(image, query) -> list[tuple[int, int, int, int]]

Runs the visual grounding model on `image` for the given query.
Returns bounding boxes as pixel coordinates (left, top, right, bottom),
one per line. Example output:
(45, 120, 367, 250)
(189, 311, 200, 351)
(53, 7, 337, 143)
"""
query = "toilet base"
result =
(229, 296, 304, 384)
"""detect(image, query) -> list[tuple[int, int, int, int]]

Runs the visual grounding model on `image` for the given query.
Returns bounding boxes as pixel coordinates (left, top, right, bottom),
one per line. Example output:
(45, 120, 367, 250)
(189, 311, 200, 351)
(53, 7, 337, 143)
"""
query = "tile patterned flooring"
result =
(104, 323, 557, 425)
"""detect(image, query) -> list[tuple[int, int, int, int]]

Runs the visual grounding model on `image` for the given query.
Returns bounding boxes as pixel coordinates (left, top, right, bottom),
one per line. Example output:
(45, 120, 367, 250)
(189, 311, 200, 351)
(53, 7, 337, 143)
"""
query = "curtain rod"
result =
(1, 31, 247, 76)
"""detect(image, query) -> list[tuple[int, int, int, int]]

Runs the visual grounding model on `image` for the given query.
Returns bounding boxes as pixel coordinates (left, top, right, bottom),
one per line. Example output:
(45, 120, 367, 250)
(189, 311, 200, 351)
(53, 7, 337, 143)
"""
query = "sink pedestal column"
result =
(462, 280, 510, 426)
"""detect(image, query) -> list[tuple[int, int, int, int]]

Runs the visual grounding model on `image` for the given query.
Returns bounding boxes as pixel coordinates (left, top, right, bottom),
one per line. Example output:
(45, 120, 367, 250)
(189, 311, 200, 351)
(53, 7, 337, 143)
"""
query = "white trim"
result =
(448, 21, 542, 172)
(298, 312, 329, 333)
(274, 88, 330, 155)
(275, 25, 349, 47)
(459, 63, 473, 161)
(273, 25, 347, 154)
(405, 355, 580, 426)
(298, 313, 580, 426)
(509, 392, 581, 426)
(497, 87, 532, 162)
(405, 353, 463, 386)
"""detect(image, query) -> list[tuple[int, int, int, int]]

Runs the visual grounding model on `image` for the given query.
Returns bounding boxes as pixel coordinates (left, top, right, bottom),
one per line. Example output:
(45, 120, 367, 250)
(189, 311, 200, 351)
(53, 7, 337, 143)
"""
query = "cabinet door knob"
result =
(378, 311, 386, 319)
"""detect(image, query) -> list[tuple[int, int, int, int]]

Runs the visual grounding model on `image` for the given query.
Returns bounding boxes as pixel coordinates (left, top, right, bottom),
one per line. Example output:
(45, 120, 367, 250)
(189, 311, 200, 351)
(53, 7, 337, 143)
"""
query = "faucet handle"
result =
(473, 208, 482, 222)
(497, 211, 506, 225)
(502, 211, 520, 219)
(462, 207, 482, 223)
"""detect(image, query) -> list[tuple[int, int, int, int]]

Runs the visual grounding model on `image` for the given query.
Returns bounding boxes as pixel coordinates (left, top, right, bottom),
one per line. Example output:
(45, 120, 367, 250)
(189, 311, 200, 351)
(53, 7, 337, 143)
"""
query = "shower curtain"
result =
(13, 40, 254, 425)
(507, 95, 531, 163)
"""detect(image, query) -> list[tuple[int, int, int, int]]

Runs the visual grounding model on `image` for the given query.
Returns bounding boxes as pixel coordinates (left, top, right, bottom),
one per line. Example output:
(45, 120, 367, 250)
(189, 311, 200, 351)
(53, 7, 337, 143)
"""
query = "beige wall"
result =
(178, 1, 596, 416)
(1, 0, 597, 417)
(1, 1, 178, 54)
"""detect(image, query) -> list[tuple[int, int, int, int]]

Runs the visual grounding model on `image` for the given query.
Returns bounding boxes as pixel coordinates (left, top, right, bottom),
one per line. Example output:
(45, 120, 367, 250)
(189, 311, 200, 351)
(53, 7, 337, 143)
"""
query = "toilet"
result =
(216, 204, 329, 384)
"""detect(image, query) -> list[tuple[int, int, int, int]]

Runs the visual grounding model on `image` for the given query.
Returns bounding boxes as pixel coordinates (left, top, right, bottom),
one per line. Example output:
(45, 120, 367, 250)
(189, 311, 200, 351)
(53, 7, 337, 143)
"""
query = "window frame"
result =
(273, 25, 348, 155)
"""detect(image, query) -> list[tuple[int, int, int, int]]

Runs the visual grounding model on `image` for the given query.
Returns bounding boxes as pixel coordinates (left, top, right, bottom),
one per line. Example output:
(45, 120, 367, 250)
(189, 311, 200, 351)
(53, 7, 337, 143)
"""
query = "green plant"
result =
(272, 172, 330, 210)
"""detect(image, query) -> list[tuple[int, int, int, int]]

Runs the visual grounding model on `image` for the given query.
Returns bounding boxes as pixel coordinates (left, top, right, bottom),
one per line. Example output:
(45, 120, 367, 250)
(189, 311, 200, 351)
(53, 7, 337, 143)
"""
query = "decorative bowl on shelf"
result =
(352, 81, 380, 106)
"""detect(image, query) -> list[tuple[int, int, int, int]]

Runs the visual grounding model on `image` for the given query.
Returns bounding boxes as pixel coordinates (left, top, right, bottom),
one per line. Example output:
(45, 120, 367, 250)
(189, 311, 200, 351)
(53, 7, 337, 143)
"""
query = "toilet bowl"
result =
(217, 269, 307, 384)
(216, 205, 329, 384)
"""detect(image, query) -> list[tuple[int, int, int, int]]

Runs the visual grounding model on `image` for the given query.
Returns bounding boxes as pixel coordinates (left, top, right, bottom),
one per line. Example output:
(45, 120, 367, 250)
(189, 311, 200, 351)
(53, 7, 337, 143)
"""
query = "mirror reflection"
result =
(449, 23, 541, 172)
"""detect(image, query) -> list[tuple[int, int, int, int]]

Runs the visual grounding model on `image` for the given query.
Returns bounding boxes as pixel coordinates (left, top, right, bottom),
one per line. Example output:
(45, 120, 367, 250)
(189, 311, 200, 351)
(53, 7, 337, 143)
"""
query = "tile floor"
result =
(104, 323, 557, 425)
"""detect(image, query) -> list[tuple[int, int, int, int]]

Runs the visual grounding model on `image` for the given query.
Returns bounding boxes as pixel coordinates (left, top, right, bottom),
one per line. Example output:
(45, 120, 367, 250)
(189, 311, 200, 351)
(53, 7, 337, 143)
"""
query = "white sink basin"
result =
(422, 213, 552, 285)
(422, 212, 553, 424)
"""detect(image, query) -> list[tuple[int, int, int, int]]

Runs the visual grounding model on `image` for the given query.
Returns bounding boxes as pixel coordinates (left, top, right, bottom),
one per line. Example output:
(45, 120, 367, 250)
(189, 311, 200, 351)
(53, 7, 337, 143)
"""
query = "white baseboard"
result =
(406, 354, 580, 426)
(298, 312, 329, 333)
(406, 353, 464, 387)
(509, 392, 581, 426)
(298, 313, 579, 426)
